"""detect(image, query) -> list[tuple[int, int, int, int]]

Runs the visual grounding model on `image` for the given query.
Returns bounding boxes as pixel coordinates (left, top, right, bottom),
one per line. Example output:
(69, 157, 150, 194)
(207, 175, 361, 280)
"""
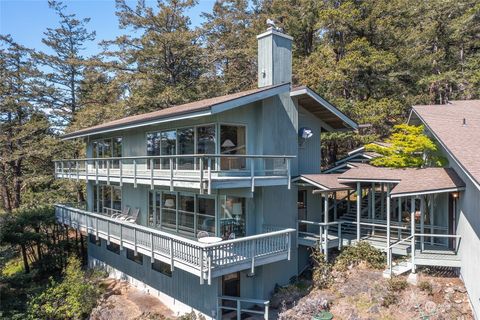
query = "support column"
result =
(324, 193, 329, 260)
(410, 196, 416, 273)
(397, 197, 402, 239)
(380, 183, 385, 219)
(333, 192, 337, 221)
(420, 196, 425, 251)
(429, 194, 434, 245)
(386, 184, 391, 265)
(356, 182, 361, 241)
(371, 183, 376, 235)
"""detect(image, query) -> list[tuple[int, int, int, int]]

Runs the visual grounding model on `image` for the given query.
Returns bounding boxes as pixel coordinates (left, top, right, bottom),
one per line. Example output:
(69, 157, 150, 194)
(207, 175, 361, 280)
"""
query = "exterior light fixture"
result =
(452, 192, 459, 198)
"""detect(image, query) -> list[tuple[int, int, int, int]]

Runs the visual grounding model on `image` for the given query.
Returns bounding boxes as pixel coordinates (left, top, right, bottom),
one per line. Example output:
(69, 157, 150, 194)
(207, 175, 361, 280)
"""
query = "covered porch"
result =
(295, 163, 465, 274)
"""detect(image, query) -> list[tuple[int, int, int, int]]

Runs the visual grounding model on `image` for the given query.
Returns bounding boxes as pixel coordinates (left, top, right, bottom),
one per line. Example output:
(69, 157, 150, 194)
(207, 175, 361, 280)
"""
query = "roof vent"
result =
(462, 118, 467, 126)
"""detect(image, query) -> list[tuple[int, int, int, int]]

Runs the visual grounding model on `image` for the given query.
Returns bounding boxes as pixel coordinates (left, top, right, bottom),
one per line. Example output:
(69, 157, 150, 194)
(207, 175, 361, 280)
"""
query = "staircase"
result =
(383, 261, 413, 278)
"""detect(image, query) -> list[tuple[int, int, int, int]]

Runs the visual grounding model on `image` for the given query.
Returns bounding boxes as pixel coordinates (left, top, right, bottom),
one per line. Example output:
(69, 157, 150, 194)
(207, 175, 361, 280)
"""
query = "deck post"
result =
(150, 158, 154, 190)
(356, 182, 361, 241)
(119, 160, 123, 186)
(250, 159, 255, 192)
(324, 193, 329, 261)
(420, 196, 425, 251)
(133, 159, 137, 188)
(107, 160, 110, 185)
(410, 196, 416, 273)
(169, 158, 174, 191)
(199, 157, 204, 194)
(371, 183, 376, 235)
(95, 160, 98, 184)
(76, 161, 79, 182)
(150, 233, 154, 263)
(333, 192, 337, 221)
(287, 158, 291, 190)
(429, 194, 434, 245)
(397, 197, 402, 239)
(207, 158, 212, 195)
(380, 183, 385, 219)
(386, 184, 391, 266)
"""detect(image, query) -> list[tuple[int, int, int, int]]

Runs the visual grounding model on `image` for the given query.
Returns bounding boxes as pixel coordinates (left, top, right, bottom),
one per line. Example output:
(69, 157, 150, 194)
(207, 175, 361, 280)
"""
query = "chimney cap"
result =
(257, 28, 293, 41)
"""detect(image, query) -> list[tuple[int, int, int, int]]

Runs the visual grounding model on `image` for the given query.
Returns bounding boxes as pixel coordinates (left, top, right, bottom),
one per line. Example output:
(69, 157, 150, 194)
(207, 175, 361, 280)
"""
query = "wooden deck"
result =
(55, 204, 295, 284)
(54, 154, 293, 194)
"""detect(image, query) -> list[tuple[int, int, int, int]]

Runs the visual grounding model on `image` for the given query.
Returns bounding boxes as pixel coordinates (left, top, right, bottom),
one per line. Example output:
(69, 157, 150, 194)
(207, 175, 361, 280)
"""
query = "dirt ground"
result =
(90, 279, 176, 320)
(274, 266, 473, 320)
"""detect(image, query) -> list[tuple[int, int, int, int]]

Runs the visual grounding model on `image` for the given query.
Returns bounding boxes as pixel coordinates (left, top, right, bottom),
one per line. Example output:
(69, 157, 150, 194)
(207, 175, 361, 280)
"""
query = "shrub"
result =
(418, 280, 433, 295)
(387, 277, 408, 292)
(334, 241, 386, 271)
(26, 256, 103, 319)
(311, 249, 333, 289)
(381, 292, 398, 307)
(178, 311, 206, 320)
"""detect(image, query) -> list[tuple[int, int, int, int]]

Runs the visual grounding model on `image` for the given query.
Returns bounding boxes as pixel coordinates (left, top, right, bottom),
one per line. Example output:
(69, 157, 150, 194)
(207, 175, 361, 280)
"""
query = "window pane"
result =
(220, 125, 246, 170)
(161, 130, 176, 169)
(148, 191, 154, 227)
(220, 197, 245, 239)
(112, 137, 122, 168)
(177, 128, 194, 170)
(112, 187, 122, 211)
(161, 193, 177, 229)
(178, 195, 195, 234)
(147, 132, 161, 169)
(197, 197, 215, 235)
(197, 125, 216, 169)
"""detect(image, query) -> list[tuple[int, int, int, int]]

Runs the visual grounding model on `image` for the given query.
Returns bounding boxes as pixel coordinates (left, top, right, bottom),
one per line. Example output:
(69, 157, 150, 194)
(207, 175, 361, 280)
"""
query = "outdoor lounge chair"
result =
(111, 206, 130, 219)
(197, 231, 209, 239)
(124, 207, 140, 223)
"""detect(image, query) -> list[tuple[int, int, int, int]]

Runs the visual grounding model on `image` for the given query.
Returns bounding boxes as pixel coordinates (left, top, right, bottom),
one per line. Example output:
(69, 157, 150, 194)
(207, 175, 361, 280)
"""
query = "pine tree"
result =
(35, 0, 95, 128)
(100, 0, 207, 114)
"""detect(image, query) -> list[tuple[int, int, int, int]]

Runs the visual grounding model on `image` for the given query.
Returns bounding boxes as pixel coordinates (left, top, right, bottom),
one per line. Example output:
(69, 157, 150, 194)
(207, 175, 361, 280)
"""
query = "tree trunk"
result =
(80, 233, 85, 264)
(21, 244, 30, 274)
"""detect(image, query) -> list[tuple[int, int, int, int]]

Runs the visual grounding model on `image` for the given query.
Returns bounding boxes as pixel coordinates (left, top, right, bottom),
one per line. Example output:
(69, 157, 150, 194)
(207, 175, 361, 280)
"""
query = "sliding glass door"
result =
(148, 190, 217, 237)
(93, 184, 122, 214)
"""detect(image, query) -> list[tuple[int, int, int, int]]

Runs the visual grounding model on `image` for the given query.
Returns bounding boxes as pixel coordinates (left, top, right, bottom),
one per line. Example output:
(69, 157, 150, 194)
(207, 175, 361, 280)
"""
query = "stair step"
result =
(382, 262, 412, 278)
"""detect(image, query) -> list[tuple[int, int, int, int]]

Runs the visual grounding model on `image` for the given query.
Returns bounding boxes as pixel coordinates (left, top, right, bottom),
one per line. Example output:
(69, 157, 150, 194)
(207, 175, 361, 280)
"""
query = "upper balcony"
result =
(54, 154, 294, 193)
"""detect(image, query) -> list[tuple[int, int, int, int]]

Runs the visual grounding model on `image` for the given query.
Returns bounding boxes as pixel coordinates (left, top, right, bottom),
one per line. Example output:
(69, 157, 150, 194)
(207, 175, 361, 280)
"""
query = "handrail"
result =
(297, 220, 344, 226)
(340, 220, 408, 230)
(54, 154, 294, 195)
(387, 235, 414, 276)
(217, 296, 269, 320)
(55, 204, 294, 285)
(54, 154, 296, 162)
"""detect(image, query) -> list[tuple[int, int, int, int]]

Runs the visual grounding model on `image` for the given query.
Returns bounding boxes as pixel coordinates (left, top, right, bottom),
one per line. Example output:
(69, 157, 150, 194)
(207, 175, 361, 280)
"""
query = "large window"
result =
(126, 248, 143, 265)
(220, 125, 246, 170)
(94, 184, 122, 214)
(162, 193, 177, 229)
(148, 191, 217, 237)
(220, 196, 246, 239)
(146, 124, 220, 171)
(152, 259, 172, 277)
(93, 137, 122, 168)
(178, 128, 195, 170)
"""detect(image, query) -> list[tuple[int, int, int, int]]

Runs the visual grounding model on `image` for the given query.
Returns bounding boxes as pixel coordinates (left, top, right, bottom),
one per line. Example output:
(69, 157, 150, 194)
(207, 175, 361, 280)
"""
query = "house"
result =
(54, 27, 357, 319)
(54, 26, 480, 318)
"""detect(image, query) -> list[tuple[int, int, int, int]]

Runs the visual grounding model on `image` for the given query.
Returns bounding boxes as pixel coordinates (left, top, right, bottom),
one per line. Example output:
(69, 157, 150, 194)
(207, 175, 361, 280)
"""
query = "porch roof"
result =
(293, 174, 353, 192)
(338, 163, 465, 197)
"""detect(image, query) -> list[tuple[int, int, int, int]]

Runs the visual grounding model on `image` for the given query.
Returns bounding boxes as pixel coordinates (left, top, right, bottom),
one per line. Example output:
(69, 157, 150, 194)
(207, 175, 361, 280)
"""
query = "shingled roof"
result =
(411, 100, 480, 189)
(338, 163, 465, 197)
(62, 84, 288, 139)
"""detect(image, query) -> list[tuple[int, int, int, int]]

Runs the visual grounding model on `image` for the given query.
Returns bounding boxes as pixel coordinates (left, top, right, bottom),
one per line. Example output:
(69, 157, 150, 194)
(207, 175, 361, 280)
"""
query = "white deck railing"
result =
(55, 204, 294, 285)
(217, 296, 269, 320)
(53, 154, 294, 194)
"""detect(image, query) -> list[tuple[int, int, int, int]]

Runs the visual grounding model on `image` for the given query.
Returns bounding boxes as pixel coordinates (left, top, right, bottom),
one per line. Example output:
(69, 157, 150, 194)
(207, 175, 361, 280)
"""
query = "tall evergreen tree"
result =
(101, 0, 207, 114)
(35, 0, 95, 127)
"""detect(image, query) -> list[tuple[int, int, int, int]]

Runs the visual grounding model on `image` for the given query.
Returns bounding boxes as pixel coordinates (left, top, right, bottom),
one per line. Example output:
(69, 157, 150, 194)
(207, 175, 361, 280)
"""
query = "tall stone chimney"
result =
(257, 27, 293, 88)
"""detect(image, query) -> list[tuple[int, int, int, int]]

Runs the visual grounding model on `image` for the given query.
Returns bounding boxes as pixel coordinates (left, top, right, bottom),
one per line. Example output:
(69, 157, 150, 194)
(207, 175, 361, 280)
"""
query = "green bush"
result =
(387, 277, 408, 292)
(334, 241, 386, 271)
(418, 280, 433, 295)
(26, 256, 103, 319)
(178, 311, 206, 320)
(381, 292, 397, 307)
(311, 249, 333, 289)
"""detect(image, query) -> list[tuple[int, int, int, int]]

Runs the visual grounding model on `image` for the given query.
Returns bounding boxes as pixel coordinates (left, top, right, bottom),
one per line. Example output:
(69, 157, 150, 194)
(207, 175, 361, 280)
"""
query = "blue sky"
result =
(0, 0, 216, 55)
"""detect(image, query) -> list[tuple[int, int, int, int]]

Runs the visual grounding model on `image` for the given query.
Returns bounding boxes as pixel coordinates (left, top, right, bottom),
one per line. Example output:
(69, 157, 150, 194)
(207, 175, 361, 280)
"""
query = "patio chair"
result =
(111, 206, 130, 219)
(124, 208, 140, 223)
(197, 231, 209, 239)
